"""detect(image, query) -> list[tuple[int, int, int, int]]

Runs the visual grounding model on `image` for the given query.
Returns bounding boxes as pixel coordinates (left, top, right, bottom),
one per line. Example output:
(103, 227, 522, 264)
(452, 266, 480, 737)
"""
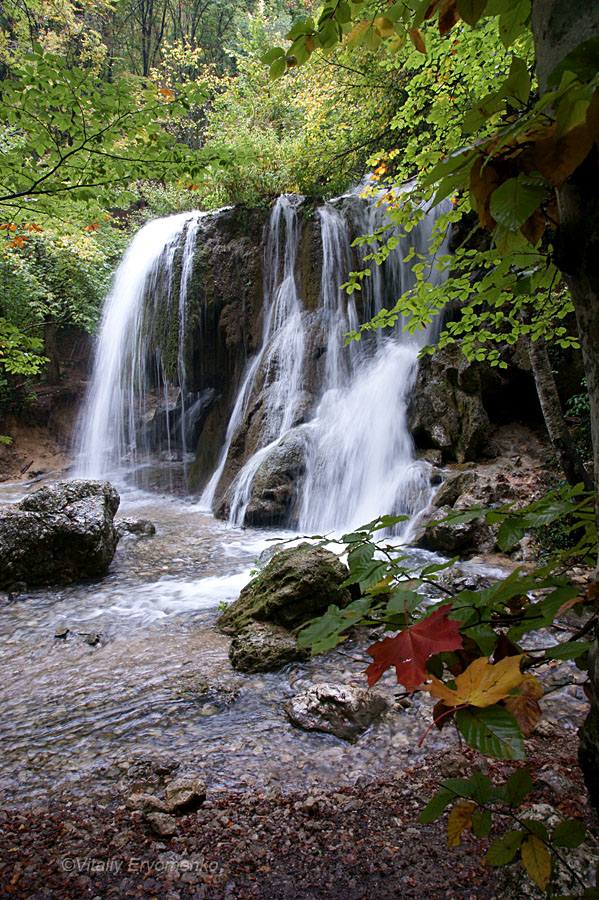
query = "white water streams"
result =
(76, 211, 204, 479)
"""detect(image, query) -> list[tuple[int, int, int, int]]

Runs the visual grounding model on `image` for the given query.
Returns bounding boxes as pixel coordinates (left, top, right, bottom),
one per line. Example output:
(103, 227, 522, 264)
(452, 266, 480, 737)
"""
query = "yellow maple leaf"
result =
(424, 655, 524, 708)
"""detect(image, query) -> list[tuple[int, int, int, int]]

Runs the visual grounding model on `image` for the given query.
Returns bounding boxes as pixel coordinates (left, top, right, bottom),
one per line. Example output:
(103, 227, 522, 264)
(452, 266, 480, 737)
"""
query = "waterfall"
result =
(75, 211, 204, 480)
(76, 187, 449, 535)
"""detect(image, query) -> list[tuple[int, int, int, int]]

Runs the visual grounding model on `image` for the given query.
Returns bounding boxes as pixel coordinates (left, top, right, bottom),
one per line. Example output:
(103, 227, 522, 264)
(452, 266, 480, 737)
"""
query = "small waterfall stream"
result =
(76, 188, 449, 534)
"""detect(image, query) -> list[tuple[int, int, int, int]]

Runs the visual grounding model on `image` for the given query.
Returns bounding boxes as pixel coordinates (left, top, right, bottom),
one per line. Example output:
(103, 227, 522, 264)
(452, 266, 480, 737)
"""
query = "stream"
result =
(0, 476, 453, 809)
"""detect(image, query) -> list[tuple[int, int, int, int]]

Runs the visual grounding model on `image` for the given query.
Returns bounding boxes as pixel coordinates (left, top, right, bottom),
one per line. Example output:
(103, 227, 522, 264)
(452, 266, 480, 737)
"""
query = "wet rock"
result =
(409, 344, 490, 463)
(414, 504, 494, 555)
(115, 518, 156, 537)
(54, 627, 70, 640)
(164, 775, 206, 815)
(244, 428, 309, 527)
(284, 683, 389, 743)
(145, 812, 177, 838)
(217, 543, 351, 634)
(83, 632, 101, 647)
(126, 792, 170, 815)
(229, 621, 309, 673)
(0, 480, 119, 588)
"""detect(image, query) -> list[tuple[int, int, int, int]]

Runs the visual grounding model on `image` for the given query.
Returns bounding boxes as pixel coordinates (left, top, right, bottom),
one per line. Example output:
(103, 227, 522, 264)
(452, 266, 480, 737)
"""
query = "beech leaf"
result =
(365, 603, 462, 692)
(504, 673, 542, 736)
(456, 705, 526, 760)
(521, 835, 551, 890)
(447, 801, 476, 847)
(424, 655, 524, 707)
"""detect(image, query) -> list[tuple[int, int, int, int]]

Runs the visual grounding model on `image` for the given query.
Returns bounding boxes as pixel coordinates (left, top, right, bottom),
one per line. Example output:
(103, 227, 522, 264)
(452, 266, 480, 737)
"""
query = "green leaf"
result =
(472, 808, 493, 838)
(521, 819, 548, 841)
(496, 517, 527, 551)
(490, 176, 546, 231)
(503, 55, 531, 105)
(546, 641, 593, 660)
(486, 829, 524, 865)
(456, 705, 526, 760)
(505, 767, 533, 806)
(552, 819, 586, 848)
(260, 47, 285, 64)
(269, 56, 287, 80)
(418, 788, 454, 824)
(497, 0, 531, 49)
(456, 0, 488, 26)
(547, 36, 599, 86)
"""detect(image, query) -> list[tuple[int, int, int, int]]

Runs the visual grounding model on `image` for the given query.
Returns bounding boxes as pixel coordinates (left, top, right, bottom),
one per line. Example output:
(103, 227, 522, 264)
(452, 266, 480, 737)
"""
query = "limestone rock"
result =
(164, 775, 206, 815)
(415, 504, 494, 555)
(217, 543, 351, 634)
(126, 792, 170, 815)
(284, 683, 389, 743)
(409, 344, 490, 462)
(0, 480, 119, 588)
(229, 621, 309, 673)
(145, 812, 177, 838)
(244, 428, 309, 527)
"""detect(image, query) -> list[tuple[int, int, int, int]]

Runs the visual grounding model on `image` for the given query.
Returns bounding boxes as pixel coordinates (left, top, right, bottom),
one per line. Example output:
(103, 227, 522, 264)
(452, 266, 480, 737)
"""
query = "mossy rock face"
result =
(217, 543, 351, 635)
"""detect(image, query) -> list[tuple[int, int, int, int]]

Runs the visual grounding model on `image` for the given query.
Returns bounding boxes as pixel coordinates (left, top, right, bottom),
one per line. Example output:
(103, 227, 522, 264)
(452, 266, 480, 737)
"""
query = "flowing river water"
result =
(0, 478, 455, 808)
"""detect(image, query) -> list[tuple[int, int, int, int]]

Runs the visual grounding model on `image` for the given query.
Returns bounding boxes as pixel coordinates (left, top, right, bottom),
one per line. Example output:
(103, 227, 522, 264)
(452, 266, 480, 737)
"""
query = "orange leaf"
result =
(529, 122, 593, 187)
(520, 208, 547, 245)
(438, 0, 459, 36)
(470, 157, 501, 230)
(424, 655, 524, 708)
(408, 28, 426, 54)
(557, 594, 584, 616)
(158, 87, 175, 101)
(365, 603, 462, 692)
(504, 673, 542, 736)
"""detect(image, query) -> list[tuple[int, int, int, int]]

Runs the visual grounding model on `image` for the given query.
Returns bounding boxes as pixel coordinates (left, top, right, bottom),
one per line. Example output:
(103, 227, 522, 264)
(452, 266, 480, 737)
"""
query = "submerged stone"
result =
(0, 480, 119, 588)
(284, 683, 389, 743)
(217, 543, 351, 635)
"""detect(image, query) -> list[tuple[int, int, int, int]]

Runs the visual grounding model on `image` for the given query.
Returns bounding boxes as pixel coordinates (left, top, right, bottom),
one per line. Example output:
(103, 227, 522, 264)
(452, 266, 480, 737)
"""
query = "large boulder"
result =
(0, 479, 120, 588)
(284, 683, 389, 742)
(229, 621, 309, 673)
(409, 344, 490, 463)
(217, 543, 351, 634)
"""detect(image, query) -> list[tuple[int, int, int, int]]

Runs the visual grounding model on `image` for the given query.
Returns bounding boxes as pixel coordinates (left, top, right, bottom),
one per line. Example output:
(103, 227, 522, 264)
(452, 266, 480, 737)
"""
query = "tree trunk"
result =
(531, 0, 599, 571)
(524, 328, 592, 490)
(531, 0, 599, 813)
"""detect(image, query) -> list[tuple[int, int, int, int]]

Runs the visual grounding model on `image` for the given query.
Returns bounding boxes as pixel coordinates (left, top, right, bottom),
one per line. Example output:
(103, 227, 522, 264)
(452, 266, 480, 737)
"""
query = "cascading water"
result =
(76, 187, 449, 535)
(76, 211, 205, 481)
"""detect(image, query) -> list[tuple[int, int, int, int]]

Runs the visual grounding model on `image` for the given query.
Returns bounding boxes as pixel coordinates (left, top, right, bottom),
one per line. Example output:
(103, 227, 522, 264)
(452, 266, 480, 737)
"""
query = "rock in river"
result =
(229, 621, 309, 673)
(284, 683, 389, 743)
(217, 543, 351, 634)
(0, 479, 120, 588)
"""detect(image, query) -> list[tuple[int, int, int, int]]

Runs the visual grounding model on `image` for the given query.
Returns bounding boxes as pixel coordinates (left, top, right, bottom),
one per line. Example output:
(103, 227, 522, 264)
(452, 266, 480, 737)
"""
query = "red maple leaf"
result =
(365, 603, 463, 692)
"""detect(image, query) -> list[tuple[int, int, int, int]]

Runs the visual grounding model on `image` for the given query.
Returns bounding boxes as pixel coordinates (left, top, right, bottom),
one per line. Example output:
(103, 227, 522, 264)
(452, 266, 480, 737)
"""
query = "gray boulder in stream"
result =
(0, 480, 120, 588)
(217, 543, 352, 635)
